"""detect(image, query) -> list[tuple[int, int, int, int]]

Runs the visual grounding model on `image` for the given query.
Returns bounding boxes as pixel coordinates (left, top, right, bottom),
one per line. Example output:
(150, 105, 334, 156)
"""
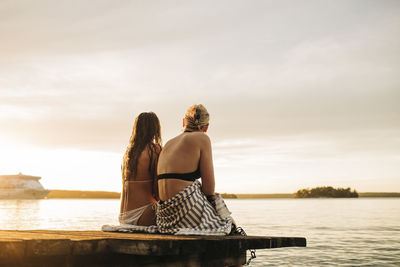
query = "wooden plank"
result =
(0, 230, 306, 249)
(10, 230, 304, 243)
(0, 230, 106, 241)
(71, 239, 109, 255)
(0, 240, 25, 267)
(267, 236, 307, 248)
(0, 240, 24, 258)
(24, 239, 72, 257)
(0, 230, 306, 266)
(0, 231, 305, 252)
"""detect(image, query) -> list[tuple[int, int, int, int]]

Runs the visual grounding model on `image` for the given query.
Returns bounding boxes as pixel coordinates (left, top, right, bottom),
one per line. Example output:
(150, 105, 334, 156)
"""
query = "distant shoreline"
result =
(46, 190, 400, 199)
(47, 190, 120, 199)
(227, 193, 400, 198)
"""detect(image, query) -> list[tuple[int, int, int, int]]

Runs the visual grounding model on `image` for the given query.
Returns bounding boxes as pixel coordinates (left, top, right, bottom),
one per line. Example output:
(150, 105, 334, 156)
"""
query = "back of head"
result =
(132, 112, 161, 146)
(184, 104, 209, 130)
(123, 112, 161, 179)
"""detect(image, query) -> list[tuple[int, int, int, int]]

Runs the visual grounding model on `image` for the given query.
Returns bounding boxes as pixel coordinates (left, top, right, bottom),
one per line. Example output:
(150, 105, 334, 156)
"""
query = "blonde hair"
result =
(184, 104, 209, 130)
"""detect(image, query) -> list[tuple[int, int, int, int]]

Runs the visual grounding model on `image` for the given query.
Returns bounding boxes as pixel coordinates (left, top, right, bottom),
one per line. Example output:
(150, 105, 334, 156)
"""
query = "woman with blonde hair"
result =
(119, 112, 162, 227)
(156, 104, 232, 235)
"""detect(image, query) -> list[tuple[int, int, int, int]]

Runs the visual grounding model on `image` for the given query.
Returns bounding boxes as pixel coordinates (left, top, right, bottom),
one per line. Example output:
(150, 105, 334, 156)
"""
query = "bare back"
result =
(157, 131, 215, 200)
(120, 146, 160, 225)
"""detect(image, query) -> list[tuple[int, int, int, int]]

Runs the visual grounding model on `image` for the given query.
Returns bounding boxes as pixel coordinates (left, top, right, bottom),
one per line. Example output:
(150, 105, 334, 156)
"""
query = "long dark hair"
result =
(122, 112, 161, 180)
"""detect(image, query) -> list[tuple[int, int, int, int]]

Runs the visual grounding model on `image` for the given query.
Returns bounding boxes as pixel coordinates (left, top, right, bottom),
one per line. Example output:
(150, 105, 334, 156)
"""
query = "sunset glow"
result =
(0, 0, 399, 193)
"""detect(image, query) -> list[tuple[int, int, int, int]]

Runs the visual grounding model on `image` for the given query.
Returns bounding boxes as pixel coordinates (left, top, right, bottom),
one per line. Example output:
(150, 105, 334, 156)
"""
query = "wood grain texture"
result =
(0, 230, 306, 266)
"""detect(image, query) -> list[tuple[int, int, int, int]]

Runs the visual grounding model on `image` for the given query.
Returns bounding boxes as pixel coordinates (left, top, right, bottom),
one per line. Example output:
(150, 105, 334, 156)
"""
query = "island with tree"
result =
(294, 186, 359, 198)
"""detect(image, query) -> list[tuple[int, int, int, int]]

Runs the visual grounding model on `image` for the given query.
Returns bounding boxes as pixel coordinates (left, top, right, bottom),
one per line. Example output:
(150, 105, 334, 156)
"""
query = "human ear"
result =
(202, 125, 209, 132)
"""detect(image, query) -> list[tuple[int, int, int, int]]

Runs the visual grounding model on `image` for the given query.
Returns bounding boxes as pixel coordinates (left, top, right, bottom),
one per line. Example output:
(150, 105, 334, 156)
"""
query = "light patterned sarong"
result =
(101, 203, 158, 233)
(156, 181, 232, 236)
(101, 223, 158, 233)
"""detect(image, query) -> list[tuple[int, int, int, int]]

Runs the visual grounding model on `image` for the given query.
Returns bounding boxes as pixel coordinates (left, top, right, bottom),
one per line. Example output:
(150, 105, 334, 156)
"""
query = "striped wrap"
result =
(156, 181, 232, 236)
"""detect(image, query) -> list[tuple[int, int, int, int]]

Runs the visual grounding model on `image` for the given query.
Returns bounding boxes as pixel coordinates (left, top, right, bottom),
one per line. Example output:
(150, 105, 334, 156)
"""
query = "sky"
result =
(0, 0, 399, 193)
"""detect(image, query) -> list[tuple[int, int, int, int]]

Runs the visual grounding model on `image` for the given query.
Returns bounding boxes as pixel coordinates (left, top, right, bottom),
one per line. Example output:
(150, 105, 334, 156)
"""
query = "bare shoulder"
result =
(189, 132, 211, 147)
(161, 135, 178, 151)
(160, 141, 170, 153)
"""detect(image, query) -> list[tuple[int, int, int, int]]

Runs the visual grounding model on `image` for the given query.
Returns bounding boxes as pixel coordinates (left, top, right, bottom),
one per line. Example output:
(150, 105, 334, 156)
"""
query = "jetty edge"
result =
(0, 230, 306, 266)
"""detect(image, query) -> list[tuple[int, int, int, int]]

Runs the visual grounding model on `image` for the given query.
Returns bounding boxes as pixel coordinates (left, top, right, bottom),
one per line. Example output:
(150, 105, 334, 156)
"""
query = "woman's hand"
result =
(206, 194, 217, 209)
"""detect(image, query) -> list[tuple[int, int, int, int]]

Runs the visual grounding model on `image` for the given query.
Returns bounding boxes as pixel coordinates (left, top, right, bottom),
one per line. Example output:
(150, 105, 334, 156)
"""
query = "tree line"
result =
(295, 186, 358, 198)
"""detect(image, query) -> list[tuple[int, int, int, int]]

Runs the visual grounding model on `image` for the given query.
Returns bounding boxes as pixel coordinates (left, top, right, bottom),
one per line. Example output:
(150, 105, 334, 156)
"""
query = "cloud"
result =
(212, 136, 400, 193)
(0, 0, 400, 192)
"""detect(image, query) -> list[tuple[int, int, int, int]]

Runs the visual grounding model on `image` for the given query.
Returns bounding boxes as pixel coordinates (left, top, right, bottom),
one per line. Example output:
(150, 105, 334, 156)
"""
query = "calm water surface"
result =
(0, 198, 399, 266)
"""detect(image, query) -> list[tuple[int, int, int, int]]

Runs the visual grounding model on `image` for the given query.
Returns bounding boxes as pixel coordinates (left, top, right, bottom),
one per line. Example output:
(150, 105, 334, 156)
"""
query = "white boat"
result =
(0, 173, 50, 199)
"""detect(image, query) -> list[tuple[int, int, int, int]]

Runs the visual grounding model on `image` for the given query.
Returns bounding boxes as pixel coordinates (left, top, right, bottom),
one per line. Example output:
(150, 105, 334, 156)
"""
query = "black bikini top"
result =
(157, 167, 201, 182)
(158, 129, 201, 182)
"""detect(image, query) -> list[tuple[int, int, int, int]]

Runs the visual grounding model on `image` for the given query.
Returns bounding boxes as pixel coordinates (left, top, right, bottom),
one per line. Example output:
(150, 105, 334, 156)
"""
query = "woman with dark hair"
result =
(119, 112, 162, 226)
(156, 104, 232, 235)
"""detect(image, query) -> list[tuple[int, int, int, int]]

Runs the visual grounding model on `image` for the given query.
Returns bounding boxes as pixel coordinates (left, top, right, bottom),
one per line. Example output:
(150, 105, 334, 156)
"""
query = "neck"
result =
(183, 127, 201, 133)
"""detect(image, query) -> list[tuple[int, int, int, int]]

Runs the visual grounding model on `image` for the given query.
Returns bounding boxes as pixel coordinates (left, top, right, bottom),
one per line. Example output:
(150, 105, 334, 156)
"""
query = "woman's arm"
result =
(199, 135, 215, 196)
(152, 144, 162, 200)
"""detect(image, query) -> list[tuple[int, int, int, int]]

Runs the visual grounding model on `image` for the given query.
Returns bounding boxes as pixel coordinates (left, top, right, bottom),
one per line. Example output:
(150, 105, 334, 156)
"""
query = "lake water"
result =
(0, 198, 399, 266)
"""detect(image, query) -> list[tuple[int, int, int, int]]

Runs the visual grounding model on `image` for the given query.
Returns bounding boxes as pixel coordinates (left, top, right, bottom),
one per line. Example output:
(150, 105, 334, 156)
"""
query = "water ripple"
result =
(1, 198, 399, 266)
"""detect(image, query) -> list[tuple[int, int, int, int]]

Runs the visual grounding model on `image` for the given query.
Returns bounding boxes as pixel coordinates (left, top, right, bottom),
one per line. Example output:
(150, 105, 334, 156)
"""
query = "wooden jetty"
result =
(0, 230, 306, 266)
